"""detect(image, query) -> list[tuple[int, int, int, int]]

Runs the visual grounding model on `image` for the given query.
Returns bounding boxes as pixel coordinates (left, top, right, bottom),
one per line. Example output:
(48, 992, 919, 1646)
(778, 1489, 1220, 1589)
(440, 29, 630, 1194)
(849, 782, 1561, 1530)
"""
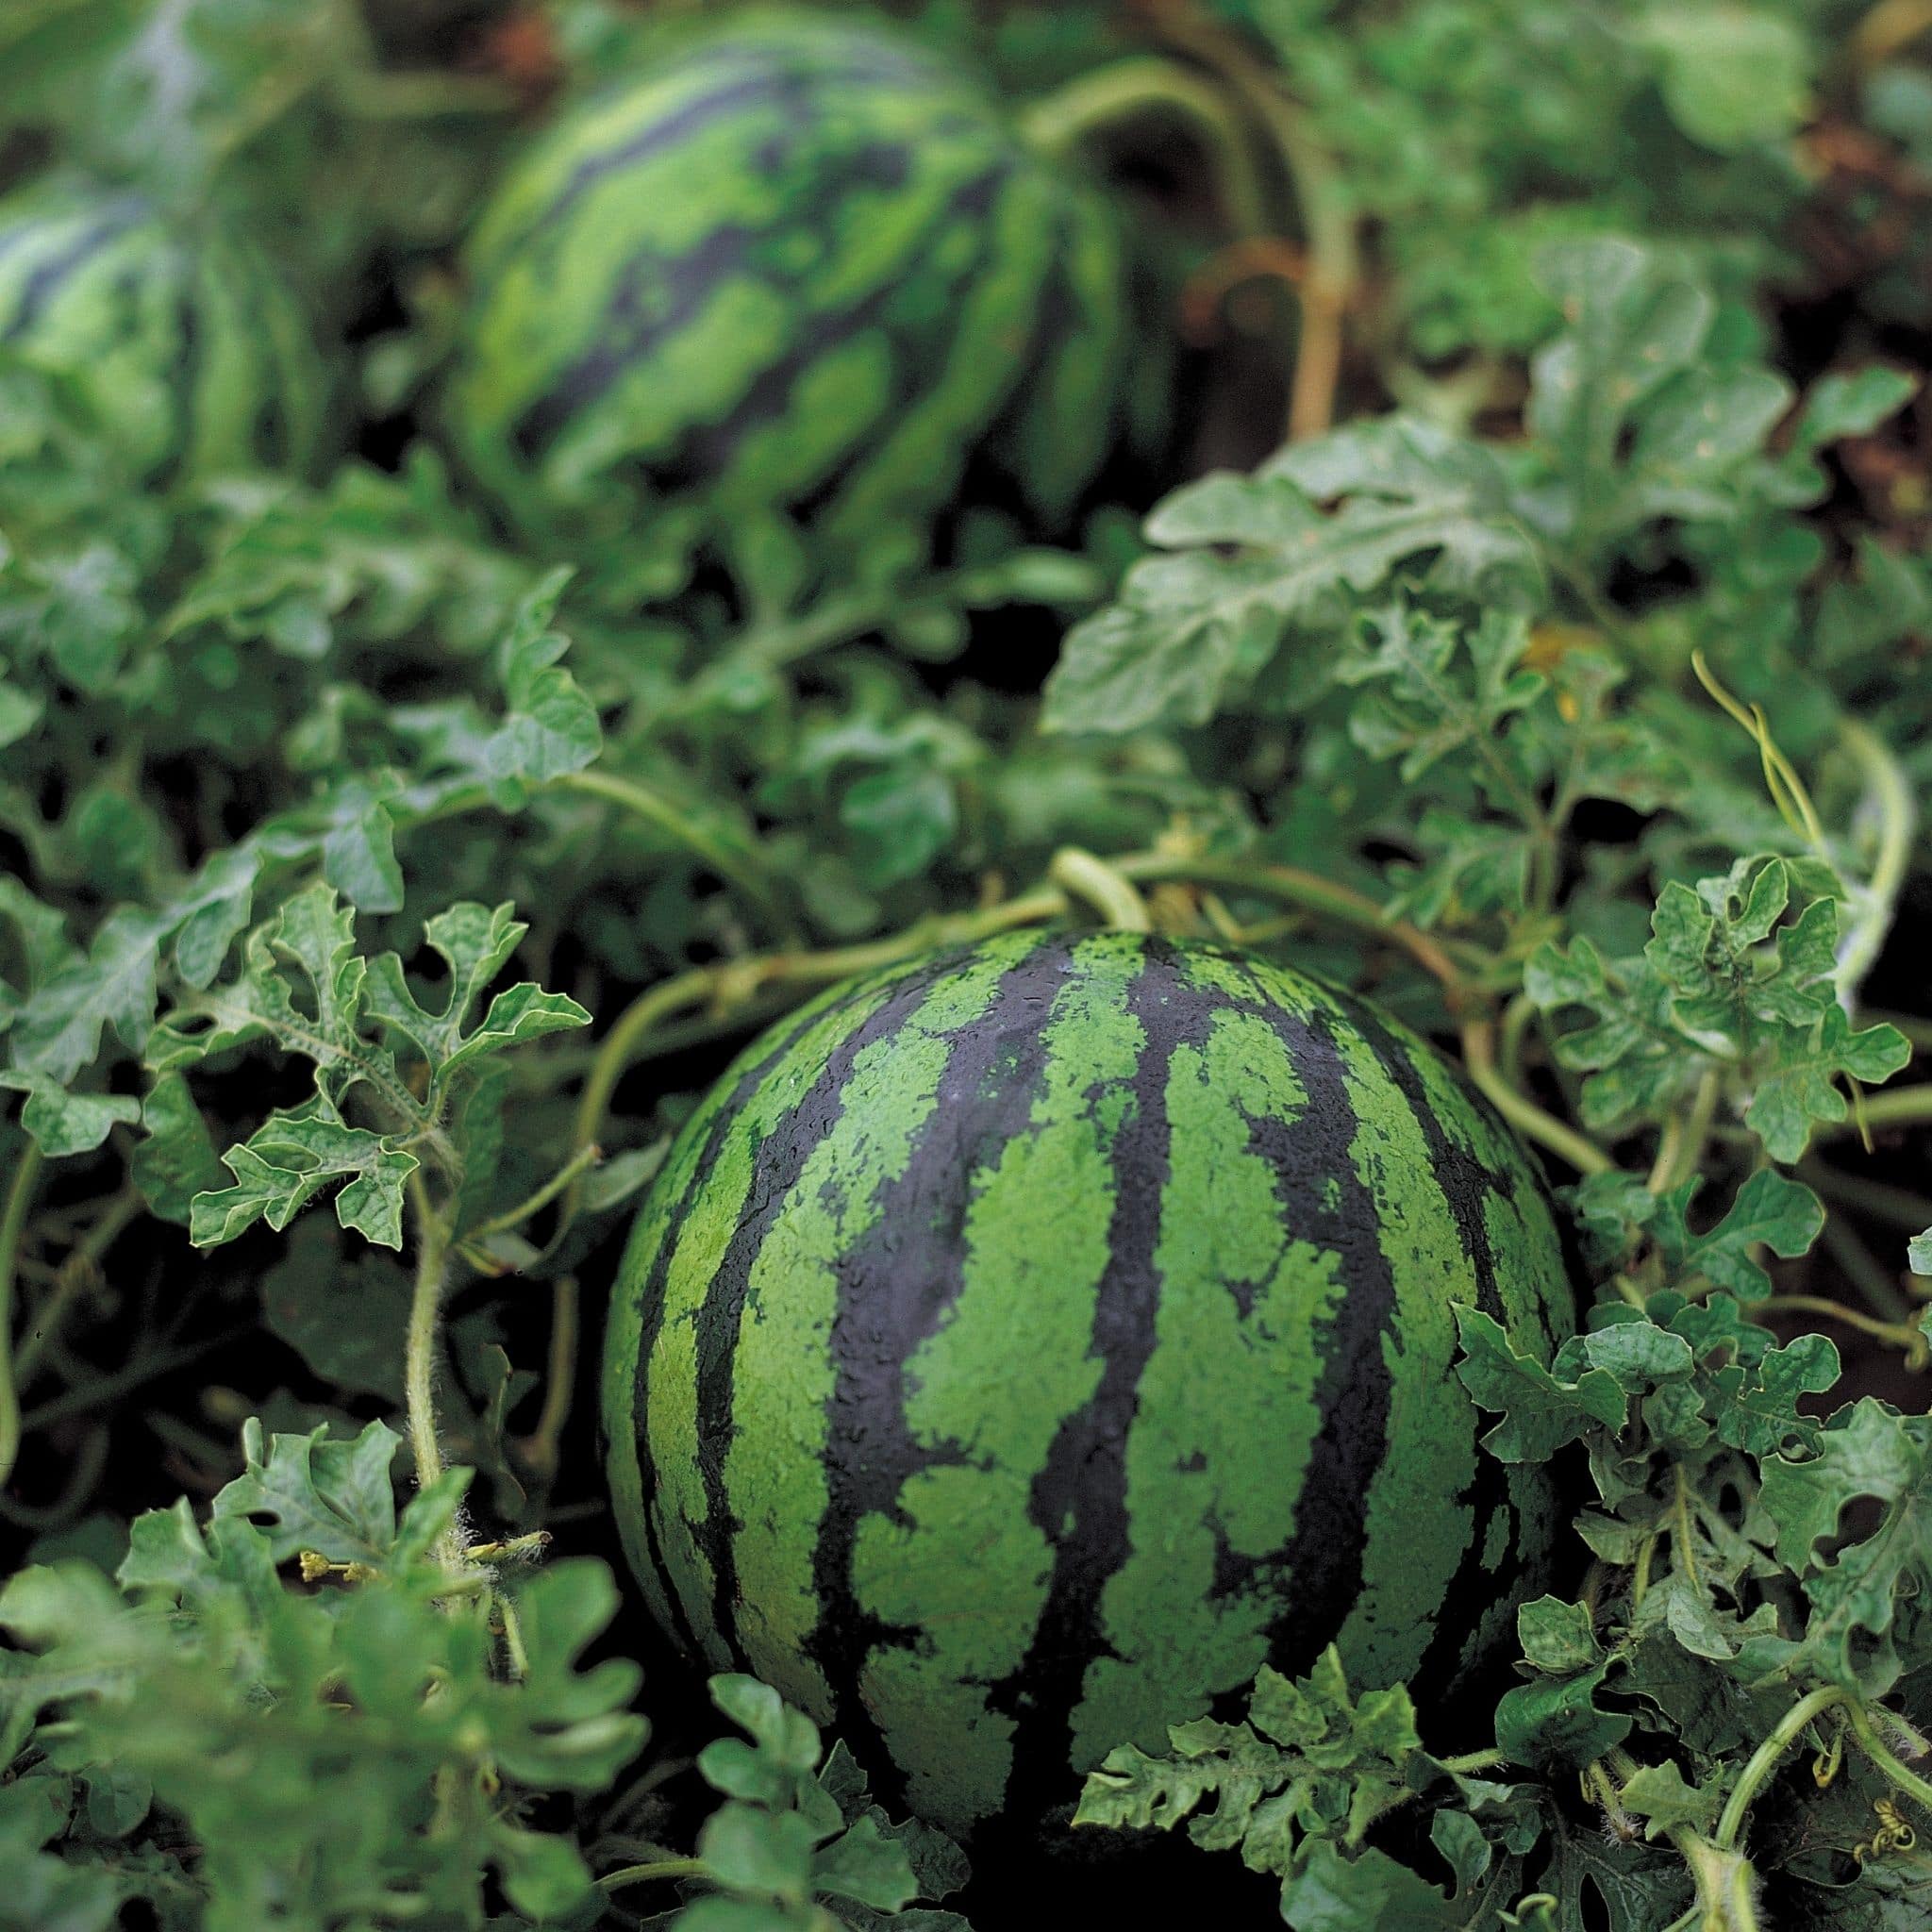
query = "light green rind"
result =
(0, 183, 323, 482)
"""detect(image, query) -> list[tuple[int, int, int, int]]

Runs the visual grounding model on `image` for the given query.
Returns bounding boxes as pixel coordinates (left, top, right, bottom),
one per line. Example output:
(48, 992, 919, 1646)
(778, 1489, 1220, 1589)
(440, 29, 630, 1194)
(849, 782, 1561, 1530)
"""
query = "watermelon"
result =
(0, 181, 324, 482)
(603, 929, 1575, 1837)
(448, 11, 1129, 583)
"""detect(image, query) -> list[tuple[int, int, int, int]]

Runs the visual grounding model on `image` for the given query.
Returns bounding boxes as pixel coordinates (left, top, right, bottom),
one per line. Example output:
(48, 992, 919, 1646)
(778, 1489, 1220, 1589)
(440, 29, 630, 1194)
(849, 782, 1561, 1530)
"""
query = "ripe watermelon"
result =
(0, 182, 324, 482)
(448, 12, 1129, 582)
(604, 929, 1576, 1837)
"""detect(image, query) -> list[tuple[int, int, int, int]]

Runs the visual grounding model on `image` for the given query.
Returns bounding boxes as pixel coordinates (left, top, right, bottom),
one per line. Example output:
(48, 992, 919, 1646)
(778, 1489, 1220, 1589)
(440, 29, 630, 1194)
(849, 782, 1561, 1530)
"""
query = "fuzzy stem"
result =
(14, 1186, 141, 1384)
(1020, 57, 1273, 238)
(1835, 716, 1918, 1003)
(1844, 1701, 1932, 1818)
(465, 1143, 602, 1246)
(1676, 1835, 1762, 1932)
(558, 769, 788, 931)
(1757, 1294, 1927, 1366)
(1051, 847, 1153, 932)
(19, 1325, 250, 1434)
(1140, 2, 1360, 439)
(517, 1277, 578, 1487)
(1820, 1212, 1914, 1324)
(1498, 991, 1538, 1091)
(0, 1142, 43, 1491)
(330, 68, 518, 119)
(1650, 1071, 1722, 1195)
(1462, 1018, 1616, 1174)
(1715, 1686, 1848, 1850)
(1857, 0, 1932, 70)
(597, 1857, 708, 1890)
(405, 1174, 452, 1497)
(1112, 852, 1468, 990)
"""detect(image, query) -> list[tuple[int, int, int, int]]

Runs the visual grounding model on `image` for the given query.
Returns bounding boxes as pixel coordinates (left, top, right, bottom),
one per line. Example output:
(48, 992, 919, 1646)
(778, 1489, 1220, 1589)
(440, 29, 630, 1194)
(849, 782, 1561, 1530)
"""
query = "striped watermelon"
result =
(448, 11, 1129, 583)
(0, 181, 324, 482)
(603, 929, 1575, 1837)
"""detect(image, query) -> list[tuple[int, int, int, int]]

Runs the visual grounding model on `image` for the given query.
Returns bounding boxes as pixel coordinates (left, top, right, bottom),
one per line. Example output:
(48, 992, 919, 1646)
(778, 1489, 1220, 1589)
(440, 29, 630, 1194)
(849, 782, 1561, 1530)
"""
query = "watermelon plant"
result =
(448, 10, 1132, 593)
(3, 3, 1932, 1930)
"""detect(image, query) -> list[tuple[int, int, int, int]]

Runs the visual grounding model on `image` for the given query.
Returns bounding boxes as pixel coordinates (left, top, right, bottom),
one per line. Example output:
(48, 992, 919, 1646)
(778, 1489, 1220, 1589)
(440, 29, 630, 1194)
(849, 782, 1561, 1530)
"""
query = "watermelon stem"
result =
(516, 1276, 579, 1488)
(1842, 1702, 1932, 1823)
(463, 1141, 603, 1251)
(595, 1857, 707, 1891)
(558, 770, 791, 938)
(1648, 1070, 1723, 1195)
(405, 1168, 455, 1513)
(330, 70, 519, 122)
(1714, 1685, 1849, 1851)
(1755, 1294, 1929, 1368)
(0, 1141, 42, 1491)
(1832, 716, 1916, 1005)
(1019, 58, 1274, 241)
(1050, 846, 1153, 931)
(1462, 1015, 1616, 1175)
(1134, 1, 1362, 440)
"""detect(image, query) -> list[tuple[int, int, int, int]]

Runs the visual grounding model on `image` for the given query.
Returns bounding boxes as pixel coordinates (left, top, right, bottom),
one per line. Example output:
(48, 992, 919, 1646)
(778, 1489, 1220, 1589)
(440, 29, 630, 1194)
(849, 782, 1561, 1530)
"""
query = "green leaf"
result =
(1795, 368, 1918, 448)
(365, 899, 590, 1092)
(1493, 1659, 1632, 1769)
(1618, 1760, 1724, 1839)
(258, 1218, 409, 1401)
(1276, 1839, 1477, 1931)
(1758, 1401, 1932, 1692)
(1637, 8, 1811, 152)
(8, 908, 166, 1085)
(484, 566, 602, 788)
(206, 1417, 404, 1567)
(1454, 1306, 1626, 1458)
(130, 1072, 225, 1224)
(157, 888, 583, 1250)
(1516, 1598, 1603, 1674)
(1042, 418, 1542, 734)
(191, 1100, 419, 1249)
(0, 1073, 140, 1158)
(1745, 1004, 1911, 1161)
(1671, 1169, 1824, 1300)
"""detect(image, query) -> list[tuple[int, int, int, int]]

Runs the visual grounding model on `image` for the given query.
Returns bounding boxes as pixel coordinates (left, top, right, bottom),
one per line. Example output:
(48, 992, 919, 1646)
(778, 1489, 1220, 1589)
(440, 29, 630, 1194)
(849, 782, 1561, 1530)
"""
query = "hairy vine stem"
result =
(558, 769, 791, 934)
(0, 1142, 42, 1491)
(405, 1172, 453, 1497)
(1755, 1294, 1928, 1368)
(1462, 1018, 1615, 1175)
(1050, 847, 1153, 931)
(1715, 1687, 1849, 1850)
(1833, 715, 1918, 1004)
(1844, 1701, 1932, 1819)
(1141, 0, 1361, 438)
(596, 1857, 708, 1891)
(1021, 56, 1273, 240)
(517, 1277, 578, 1487)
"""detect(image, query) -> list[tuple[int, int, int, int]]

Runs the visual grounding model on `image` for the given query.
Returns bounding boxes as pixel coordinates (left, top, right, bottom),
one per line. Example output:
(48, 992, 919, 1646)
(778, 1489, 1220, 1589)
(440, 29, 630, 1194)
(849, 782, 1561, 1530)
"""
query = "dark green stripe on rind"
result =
(602, 930, 1575, 1836)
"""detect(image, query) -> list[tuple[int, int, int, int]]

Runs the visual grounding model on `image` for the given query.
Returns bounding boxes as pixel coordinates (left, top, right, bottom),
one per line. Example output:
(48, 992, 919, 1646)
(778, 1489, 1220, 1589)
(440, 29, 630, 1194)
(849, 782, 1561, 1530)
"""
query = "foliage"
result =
(2, 0, 1931, 1928)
